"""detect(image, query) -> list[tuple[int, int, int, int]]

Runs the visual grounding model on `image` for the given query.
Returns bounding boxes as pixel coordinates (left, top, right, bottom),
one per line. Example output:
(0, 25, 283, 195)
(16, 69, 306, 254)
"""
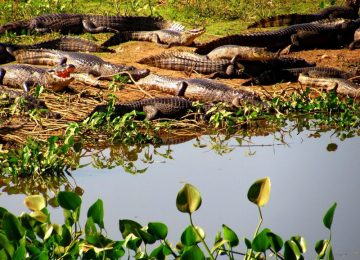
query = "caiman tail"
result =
(247, 14, 321, 29)
(0, 19, 30, 35)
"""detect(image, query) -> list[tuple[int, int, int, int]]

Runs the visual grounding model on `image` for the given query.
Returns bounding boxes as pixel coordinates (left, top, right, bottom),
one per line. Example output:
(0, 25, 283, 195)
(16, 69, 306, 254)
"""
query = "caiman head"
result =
(180, 27, 206, 46)
(45, 64, 75, 91)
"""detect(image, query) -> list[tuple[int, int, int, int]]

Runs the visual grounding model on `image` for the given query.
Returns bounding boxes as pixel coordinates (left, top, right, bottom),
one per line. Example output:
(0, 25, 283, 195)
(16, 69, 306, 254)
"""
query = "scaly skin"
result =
(89, 97, 194, 120)
(11, 49, 150, 80)
(298, 73, 360, 98)
(136, 73, 261, 106)
(206, 45, 278, 60)
(138, 51, 244, 78)
(102, 25, 205, 47)
(0, 64, 74, 91)
(247, 0, 360, 28)
(242, 66, 356, 86)
(349, 27, 360, 49)
(0, 14, 172, 35)
(195, 21, 356, 55)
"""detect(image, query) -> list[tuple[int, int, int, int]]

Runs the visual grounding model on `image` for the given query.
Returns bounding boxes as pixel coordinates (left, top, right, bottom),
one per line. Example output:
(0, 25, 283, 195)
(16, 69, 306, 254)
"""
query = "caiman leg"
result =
(143, 105, 160, 120)
(175, 81, 188, 96)
(82, 19, 119, 33)
(151, 34, 173, 48)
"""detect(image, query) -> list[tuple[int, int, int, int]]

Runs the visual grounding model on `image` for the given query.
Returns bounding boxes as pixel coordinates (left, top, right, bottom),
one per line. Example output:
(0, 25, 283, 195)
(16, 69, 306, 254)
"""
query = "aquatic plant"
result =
(0, 177, 336, 259)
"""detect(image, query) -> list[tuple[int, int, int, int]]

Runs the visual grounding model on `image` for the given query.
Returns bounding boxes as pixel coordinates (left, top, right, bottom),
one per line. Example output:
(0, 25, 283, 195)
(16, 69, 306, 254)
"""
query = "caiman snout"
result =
(124, 68, 150, 81)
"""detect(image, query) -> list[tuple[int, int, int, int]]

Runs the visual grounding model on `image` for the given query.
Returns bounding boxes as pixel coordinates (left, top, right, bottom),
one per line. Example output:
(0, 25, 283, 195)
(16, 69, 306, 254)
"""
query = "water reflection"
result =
(0, 122, 359, 259)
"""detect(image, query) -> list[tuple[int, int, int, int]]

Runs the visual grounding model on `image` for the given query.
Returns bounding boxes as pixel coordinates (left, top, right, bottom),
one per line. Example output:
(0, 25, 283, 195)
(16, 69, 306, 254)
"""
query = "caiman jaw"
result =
(46, 64, 75, 91)
(54, 64, 76, 78)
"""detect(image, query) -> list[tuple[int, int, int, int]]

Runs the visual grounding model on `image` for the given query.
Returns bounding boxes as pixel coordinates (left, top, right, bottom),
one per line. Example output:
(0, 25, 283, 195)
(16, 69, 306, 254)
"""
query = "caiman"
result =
(11, 49, 150, 80)
(195, 20, 358, 55)
(138, 51, 245, 78)
(206, 45, 279, 60)
(136, 73, 262, 106)
(101, 24, 205, 47)
(298, 73, 360, 98)
(0, 64, 75, 92)
(247, 0, 360, 28)
(88, 97, 194, 120)
(0, 36, 114, 64)
(242, 66, 357, 86)
(0, 14, 172, 35)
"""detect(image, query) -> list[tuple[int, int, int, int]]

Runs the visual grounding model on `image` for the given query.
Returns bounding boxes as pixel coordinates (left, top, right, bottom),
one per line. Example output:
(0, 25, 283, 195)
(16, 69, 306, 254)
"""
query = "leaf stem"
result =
(189, 214, 215, 260)
(246, 206, 263, 260)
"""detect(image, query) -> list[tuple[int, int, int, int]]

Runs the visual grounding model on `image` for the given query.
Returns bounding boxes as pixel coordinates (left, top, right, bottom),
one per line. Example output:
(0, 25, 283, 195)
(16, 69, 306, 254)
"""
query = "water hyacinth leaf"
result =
(148, 222, 168, 240)
(150, 244, 171, 259)
(291, 236, 307, 253)
(222, 224, 239, 247)
(57, 191, 82, 211)
(181, 245, 205, 260)
(0, 233, 15, 257)
(138, 229, 156, 244)
(252, 228, 271, 252)
(3, 212, 25, 241)
(181, 225, 198, 246)
(211, 239, 227, 254)
(85, 217, 99, 244)
(29, 210, 48, 223)
(284, 240, 302, 260)
(244, 237, 252, 249)
(176, 183, 202, 214)
(247, 177, 271, 207)
(13, 244, 26, 259)
(267, 232, 283, 252)
(323, 202, 337, 230)
(43, 224, 54, 241)
(60, 225, 72, 247)
(24, 195, 46, 211)
(315, 239, 329, 258)
(119, 219, 142, 238)
(87, 199, 104, 229)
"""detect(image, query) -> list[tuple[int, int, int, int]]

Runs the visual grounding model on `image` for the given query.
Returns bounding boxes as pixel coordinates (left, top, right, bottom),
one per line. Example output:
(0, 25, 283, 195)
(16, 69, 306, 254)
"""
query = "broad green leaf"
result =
(222, 224, 239, 247)
(284, 240, 302, 260)
(0, 249, 8, 260)
(244, 237, 252, 249)
(138, 229, 156, 244)
(252, 228, 271, 252)
(148, 222, 168, 240)
(85, 217, 99, 244)
(150, 244, 171, 260)
(267, 232, 283, 253)
(181, 245, 205, 260)
(125, 235, 142, 251)
(57, 192, 82, 211)
(0, 233, 14, 257)
(291, 236, 307, 253)
(119, 219, 142, 238)
(3, 212, 25, 241)
(60, 225, 72, 247)
(323, 203, 337, 230)
(181, 225, 198, 246)
(13, 244, 26, 259)
(315, 239, 329, 259)
(247, 177, 271, 207)
(176, 183, 202, 214)
(87, 199, 104, 229)
(24, 195, 46, 211)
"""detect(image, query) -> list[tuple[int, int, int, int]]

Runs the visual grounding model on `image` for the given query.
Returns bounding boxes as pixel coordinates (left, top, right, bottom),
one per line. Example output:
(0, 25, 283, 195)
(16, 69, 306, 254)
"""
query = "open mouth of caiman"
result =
(46, 64, 75, 91)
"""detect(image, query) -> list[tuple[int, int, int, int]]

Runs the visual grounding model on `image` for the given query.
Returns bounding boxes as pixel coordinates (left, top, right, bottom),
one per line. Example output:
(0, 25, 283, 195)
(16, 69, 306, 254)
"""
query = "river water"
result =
(1, 125, 359, 259)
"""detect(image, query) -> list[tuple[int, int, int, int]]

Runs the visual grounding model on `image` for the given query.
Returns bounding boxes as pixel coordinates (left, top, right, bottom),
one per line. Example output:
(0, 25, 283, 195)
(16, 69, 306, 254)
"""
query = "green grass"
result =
(0, 0, 341, 37)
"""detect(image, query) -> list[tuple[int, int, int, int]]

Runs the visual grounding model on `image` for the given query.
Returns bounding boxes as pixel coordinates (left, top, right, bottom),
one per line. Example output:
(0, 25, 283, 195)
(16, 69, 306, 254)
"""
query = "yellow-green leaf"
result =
(176, 183, 202, 214)
(24, 195, 46, 211)
(247, 177, 271, 207)
(30, 210, 48, 223)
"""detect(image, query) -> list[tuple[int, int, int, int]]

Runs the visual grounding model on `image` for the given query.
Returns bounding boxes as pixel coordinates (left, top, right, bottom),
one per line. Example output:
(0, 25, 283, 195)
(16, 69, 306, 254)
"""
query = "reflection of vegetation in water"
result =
(0, 177, 337, 259)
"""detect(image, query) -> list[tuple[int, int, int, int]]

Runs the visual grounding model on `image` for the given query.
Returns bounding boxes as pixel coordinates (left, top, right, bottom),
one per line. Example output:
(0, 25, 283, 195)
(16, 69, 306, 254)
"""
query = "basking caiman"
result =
(195, 20, 359, 54)
(0, 64, 75, 92)
(0, 14, 172, 35)
(101, 24, 205, 47)
(298, 73, 360, 98)
(11, 49, 150, 80)
(88, 97, 194, 120)
(138, 51, 245, 78)
(0, 36, 114, 64)
(242, 66, 357, 86)
(206, 45, 278, 60)
(247, 0, 360, 28)
(136, 73, 262, 106)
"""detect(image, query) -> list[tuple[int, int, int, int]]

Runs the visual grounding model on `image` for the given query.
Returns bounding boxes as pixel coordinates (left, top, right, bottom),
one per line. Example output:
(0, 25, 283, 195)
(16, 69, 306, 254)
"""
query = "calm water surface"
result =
(1, 127, 360, 259)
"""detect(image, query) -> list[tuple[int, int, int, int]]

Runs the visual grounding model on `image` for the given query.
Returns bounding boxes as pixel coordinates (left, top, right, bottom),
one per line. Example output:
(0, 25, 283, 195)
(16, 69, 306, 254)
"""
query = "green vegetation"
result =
(0, 177, 337, 259)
